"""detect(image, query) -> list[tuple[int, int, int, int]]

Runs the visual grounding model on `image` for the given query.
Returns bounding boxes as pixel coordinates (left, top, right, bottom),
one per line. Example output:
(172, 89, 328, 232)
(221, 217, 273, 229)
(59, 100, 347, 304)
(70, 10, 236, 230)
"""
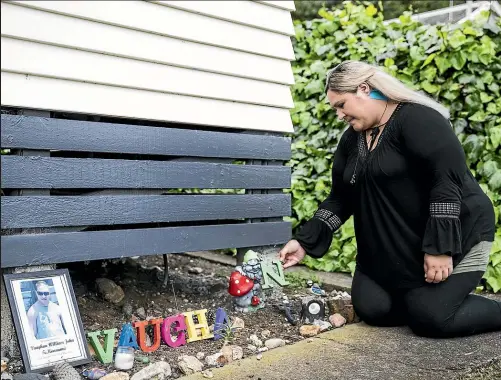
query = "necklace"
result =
(366, 101, 389, 152)
(349, 101, 390, 185)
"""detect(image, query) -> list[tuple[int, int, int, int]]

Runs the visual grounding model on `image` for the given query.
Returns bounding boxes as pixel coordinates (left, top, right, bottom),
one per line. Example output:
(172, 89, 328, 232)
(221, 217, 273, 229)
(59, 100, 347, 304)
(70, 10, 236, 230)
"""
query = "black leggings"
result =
(351, 269, 501, 338)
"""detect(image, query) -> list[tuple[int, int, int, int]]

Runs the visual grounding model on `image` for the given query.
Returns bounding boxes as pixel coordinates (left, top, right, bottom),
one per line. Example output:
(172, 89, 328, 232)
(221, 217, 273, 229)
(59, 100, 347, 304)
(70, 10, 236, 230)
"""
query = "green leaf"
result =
(469, 110, 487, 122)
(488, 171, 501, 191)
(448, 30, 467, 49)
(434, 55, 452, 74)
(450, 51, 467, 70)
(365, 4, 378, 17)
(318, 8, 335, 21)
(421, 81, 440, 94)
(421, 53, 437, 68)
(483, 264, 501, 293)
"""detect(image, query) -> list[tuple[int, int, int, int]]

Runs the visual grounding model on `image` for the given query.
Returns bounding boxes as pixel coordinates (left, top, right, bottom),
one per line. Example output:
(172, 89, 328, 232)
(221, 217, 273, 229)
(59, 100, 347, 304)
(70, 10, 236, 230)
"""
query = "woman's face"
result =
(326, 84, 379, 132)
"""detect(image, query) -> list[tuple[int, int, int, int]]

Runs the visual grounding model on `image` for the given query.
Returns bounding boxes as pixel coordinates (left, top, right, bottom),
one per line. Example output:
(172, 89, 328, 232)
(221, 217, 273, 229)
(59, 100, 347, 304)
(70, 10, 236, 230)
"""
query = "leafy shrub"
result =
(288, 2, 501, 292)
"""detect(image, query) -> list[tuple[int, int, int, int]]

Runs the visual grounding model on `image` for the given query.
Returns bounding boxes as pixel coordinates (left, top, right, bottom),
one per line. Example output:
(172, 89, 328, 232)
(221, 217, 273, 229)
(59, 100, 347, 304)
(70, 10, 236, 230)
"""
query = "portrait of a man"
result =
(26, 280, 67, 340)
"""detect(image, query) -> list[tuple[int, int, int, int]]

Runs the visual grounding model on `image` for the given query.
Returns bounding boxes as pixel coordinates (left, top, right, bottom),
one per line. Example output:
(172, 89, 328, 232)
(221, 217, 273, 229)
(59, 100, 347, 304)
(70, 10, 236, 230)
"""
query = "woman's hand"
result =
(279, 239, 306, 269)
(424, 253, 453, 283)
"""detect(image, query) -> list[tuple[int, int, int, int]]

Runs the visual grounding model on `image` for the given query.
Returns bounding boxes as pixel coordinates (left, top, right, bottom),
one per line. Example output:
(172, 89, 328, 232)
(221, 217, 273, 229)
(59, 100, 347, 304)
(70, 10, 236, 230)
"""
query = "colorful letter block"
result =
(133, 318, 163, 353)
(182, 309, 214, 343)
(160, 314, 187, 348)
(87, 328, 117, 364)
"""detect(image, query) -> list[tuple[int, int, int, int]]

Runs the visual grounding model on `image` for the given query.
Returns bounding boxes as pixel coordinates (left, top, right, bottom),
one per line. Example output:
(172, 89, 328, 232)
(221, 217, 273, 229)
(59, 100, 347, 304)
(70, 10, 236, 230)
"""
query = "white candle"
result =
(114, 346, 135, 370)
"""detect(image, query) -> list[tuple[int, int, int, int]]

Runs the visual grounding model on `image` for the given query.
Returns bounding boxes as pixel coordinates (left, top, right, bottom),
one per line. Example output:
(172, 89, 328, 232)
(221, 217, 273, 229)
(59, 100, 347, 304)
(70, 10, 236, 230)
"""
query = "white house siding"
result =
(0, 1, 296, 133)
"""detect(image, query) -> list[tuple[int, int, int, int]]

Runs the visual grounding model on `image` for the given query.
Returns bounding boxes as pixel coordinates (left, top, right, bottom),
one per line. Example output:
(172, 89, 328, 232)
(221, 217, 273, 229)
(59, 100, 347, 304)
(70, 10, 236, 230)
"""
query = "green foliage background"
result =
(288, 2, 501, 292)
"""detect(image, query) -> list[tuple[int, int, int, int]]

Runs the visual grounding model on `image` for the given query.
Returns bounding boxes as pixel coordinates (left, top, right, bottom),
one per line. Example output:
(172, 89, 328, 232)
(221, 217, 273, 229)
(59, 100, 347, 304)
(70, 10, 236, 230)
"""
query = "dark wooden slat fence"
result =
(1, 112, 292, 268)
(1, 194, 291, 228)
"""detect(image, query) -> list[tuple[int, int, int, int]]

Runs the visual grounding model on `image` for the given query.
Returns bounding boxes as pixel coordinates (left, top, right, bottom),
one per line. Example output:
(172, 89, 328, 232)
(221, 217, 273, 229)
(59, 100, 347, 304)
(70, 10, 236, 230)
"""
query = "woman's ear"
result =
(357, 83, 371, 97)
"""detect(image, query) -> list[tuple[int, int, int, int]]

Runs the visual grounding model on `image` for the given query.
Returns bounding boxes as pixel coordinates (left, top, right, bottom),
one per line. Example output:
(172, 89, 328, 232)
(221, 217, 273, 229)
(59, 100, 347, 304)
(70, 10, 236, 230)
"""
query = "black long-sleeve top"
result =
(295, 103, 495, 289)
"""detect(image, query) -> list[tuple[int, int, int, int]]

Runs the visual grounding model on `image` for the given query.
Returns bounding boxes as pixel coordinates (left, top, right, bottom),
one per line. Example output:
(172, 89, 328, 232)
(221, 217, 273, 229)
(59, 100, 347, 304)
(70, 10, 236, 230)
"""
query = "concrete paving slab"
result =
(183, 323, 501, 380)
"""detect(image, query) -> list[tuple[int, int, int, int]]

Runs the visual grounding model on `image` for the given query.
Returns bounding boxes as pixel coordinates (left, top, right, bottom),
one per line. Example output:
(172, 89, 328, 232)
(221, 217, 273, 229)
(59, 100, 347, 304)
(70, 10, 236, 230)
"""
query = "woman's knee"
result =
(351, 271, 393, 326)
(405, 294, 452, 337)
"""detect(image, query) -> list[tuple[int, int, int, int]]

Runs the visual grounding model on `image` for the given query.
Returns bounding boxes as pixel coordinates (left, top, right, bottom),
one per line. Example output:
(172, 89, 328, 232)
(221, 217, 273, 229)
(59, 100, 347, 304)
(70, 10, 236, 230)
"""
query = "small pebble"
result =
(258, 347, 268, 353)
(196, 352, 205, 360)
(202, 370, 214, 378)
(256, 354, 263, 360)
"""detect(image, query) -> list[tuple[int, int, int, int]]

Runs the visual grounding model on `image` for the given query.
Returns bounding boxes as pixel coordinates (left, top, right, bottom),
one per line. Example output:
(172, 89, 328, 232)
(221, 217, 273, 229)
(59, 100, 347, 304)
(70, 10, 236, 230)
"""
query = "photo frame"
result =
(3, 269, 91, 373)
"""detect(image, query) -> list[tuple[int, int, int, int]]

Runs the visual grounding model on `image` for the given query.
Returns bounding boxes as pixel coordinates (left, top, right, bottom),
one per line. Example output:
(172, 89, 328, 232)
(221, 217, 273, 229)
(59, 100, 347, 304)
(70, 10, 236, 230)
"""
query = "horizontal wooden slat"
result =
(1, 38, 294, 109)
(0, 2, 294, 85)
(0, 115, 292, 160)
(256, 1, 296, 11)
(0, 221, 291, 267)
(1, 194, 291, 228)
(1, 156, 291, 189)
(7, 1, 295, 60)
(151, 1, 295, 36)
(1, 72, 294, 133)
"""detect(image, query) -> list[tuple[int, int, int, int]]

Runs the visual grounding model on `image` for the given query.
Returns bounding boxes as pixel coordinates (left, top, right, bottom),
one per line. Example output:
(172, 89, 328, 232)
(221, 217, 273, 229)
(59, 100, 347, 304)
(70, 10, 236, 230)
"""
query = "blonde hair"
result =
(325, 60, 450, 119)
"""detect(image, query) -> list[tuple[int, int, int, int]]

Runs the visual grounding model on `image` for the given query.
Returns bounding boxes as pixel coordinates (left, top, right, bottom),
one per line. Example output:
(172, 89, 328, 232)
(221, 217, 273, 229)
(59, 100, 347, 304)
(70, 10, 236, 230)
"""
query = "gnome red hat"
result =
(228, 271, 254, 297)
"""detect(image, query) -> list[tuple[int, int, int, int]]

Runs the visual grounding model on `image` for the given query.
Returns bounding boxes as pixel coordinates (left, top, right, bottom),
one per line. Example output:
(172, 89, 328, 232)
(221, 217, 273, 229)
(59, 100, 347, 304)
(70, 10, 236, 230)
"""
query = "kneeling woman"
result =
(279, 60, 501, 338)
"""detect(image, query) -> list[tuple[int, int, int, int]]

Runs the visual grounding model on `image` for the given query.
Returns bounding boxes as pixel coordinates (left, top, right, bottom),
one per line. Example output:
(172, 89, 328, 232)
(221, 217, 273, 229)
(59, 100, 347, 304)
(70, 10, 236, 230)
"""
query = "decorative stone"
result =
(261, 330, 271, 339)
(264, 338, 285, 350)
(188, 267, 203, 274)
(257, 347, 268, 353)
(87, 329, 118, 364)
(202, 369, 214, 378)
(100, 373, 129, 380)
(221, 345, 243, 362)
(177, 355, 203, 375)
(1, 357, 8, 373)
(299, 325, 321, 337)
(326, 298, 359, 323)
(231, 316, 245, 330)
(136, 356, 150, 364)
(247, 345, 257, 352)
(122, 303, 133, 317)
(329, 313, 347, 328)
(1, 374, 13, 380)
(82, 368, 107, 379)
(313, 319, 332, 332)
(248, 334, 263, 347)
(196, 352, 205, 360)
(306, 280, 313, 287)
(96, 278, 125, 304)
(135, 307, 146, 320)
(205, 353, 223, 367)
(131, 362, 171, 380)
(256, 354, 263, 360)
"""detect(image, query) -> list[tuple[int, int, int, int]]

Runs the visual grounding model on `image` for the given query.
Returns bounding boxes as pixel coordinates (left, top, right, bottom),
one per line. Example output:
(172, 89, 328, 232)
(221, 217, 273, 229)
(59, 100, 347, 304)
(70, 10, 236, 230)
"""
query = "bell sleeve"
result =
(294, 133, 354, 258)
(401, 105, 465, 257)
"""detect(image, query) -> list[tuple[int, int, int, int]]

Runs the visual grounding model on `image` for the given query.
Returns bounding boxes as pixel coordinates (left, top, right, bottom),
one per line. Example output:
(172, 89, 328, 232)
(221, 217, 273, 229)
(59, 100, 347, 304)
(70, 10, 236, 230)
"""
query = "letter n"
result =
(260, 260, 289, 290)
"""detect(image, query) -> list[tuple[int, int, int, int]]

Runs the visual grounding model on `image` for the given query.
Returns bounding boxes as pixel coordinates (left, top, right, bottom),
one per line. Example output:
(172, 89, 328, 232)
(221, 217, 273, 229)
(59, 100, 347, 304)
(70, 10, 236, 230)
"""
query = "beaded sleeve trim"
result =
(313, 209, 342, 231)
(429, 202, 460, 219)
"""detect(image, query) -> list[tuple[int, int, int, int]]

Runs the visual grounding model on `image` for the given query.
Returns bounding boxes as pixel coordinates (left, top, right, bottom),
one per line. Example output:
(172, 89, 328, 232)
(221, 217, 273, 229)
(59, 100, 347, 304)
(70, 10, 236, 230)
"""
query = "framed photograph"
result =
(3, 269, 91, 373)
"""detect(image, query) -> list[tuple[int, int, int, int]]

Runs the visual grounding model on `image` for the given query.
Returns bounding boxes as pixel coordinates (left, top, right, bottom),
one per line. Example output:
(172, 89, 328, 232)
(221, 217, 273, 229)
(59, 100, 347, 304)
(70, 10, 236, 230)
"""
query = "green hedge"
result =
(288, 2, 501, 292)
